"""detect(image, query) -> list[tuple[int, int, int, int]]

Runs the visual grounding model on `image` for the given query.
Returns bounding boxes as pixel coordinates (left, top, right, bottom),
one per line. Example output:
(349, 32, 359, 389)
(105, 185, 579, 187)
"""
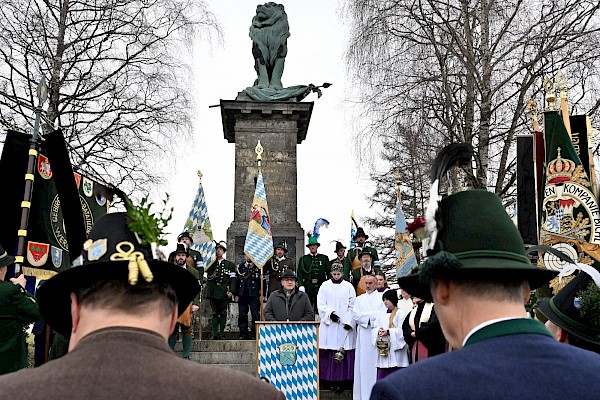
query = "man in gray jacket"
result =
(265, 269, 314, 321)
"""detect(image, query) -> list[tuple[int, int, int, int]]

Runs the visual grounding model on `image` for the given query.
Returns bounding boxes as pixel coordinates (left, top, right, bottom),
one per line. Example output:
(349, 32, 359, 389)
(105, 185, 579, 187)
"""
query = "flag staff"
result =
(14, 77, 48, 276)
(255, 141, 266, 320)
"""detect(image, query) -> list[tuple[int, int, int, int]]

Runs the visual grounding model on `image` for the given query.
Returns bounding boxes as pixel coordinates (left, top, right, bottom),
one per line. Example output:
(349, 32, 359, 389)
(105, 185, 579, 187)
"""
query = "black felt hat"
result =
(0, 243, 14, 268)
(215, 240, 227, 252)
(280, 268, 297, 280)
(36, 213, 200, 336)
(334, 241, 347, 253)
(398, 190, 557, 303)
(353, 227, 369, 240)
(275, 240, 289, 253)
(538, 271, 600, 345)
(177, 231, 193, 243)
(359, 249, 373, 259)
(173, 243, 188, 256)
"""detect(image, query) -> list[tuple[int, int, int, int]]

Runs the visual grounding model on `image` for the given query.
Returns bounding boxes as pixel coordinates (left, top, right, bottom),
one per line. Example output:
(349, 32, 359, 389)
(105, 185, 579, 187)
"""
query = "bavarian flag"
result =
(0, 129, 110, 279)
(539, 111, 600, 286)
(395, 199, 418, 278)
(244, 171, 274, 268)
(184, 174, 216, 268)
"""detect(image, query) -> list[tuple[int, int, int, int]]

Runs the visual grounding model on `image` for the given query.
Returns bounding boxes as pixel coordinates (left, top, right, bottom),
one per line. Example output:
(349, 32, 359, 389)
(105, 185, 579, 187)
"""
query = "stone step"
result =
(174, 339, 255, 352)
(213, 363, 256, 375)
(319, 390, 352, 400)
(188, 351, 255, 364)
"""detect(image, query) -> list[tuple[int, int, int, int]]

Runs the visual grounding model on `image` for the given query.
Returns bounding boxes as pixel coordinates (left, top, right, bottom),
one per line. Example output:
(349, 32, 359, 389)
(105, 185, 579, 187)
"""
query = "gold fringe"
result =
(22, 267, 58, 280)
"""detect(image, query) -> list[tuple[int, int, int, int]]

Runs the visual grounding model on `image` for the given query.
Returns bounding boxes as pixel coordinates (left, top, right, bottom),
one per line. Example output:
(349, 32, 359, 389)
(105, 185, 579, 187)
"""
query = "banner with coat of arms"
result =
(256, 322, 319, 400)
(0, 130, 110, 279)
(539, 111, 600, 287)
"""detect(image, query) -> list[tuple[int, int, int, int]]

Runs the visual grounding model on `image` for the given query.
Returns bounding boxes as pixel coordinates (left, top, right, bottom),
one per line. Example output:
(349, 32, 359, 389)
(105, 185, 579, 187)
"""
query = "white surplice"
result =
(317, 279, 357, 350)
(352, 289, 386, 400)
(371, 309, 409, 369)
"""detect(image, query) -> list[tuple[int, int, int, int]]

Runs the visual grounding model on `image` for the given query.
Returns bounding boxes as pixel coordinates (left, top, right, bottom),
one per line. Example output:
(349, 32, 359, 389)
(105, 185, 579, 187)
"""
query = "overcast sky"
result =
(161, 0, 380, 257)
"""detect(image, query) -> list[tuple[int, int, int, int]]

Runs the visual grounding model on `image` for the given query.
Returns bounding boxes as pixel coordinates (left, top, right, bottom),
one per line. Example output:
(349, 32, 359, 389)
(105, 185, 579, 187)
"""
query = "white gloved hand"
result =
(192, 305, 199, 312)
(298, 286, 305, 292)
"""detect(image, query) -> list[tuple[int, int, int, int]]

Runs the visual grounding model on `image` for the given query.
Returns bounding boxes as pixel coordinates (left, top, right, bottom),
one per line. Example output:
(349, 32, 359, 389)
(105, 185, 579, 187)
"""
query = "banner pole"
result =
(14, 77, 48, 276)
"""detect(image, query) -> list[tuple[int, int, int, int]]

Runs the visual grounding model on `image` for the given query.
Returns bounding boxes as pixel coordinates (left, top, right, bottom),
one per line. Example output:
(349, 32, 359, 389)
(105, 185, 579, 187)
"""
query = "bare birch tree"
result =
(342, 0, 600, 265)
(0, 0, 220, 191)
(343, 0, 600, 194)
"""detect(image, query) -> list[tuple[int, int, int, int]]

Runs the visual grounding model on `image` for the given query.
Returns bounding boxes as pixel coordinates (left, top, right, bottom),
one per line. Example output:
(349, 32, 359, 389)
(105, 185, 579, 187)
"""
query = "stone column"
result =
(221, 97, 312, 266)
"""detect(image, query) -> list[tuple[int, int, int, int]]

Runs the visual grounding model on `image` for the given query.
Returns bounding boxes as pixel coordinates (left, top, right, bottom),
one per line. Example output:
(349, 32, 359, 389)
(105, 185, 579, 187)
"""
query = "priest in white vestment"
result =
(317, 261, 356, 393)
(352, 274, 386, 400)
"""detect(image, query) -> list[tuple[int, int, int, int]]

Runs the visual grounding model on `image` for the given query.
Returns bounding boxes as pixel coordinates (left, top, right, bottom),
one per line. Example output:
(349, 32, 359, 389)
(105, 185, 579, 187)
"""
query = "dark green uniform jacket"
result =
(296, 254, 330, 297)
(265, 256, 295, 297)
(0, 281, 41, 374)
(203, 259, 236, 301)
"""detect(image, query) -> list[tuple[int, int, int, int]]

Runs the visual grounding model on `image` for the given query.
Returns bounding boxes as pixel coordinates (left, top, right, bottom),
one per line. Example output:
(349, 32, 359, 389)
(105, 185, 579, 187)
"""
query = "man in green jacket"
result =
(0, 245, 41, 375)
(203, 241, 236, 339)
(297, 236, 330, 314)
(168, 244, 200, 358)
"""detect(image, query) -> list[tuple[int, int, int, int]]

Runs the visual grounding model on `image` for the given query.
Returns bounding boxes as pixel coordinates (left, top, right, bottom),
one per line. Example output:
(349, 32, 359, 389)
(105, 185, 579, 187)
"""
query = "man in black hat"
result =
(351, 250, 381, 296)
(167, 231, 203, 273)
(537, 268, 600, 353)
(203, 241, 236, 339)
(264, 240, 294, 298)
(168, 243, 200, 358)
(0, 213, 284, 400)
(371, 190, 600, 400)
(297, 235, 330, 314)
(346, 227, 380, 272)
(330, 241, 352, 281)
(0, 244, 41, 375)
(264, 269, 314, 322)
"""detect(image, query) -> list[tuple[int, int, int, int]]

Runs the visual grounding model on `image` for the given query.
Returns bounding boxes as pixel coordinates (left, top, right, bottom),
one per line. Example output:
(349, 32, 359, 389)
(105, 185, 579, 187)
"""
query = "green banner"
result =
(539, 111, 600, 292)
(0, 130, 109, 278)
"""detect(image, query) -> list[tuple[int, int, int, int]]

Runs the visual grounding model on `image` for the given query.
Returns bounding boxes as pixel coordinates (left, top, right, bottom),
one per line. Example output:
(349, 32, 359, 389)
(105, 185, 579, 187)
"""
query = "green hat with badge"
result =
(275, 240, 289, 253)
(398, 190, 558, 300)
(306, 234, 320, 248)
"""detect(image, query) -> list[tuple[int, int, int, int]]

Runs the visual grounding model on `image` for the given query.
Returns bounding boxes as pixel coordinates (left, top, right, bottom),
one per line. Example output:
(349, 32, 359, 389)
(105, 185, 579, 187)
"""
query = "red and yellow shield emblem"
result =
(27, 241, 50, 267)
(37, 154, 52, 179)
(73, 172, 81, 189)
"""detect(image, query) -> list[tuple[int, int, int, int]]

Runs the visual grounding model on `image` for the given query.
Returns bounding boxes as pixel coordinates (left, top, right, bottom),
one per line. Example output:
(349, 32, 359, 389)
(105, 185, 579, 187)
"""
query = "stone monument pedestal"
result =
(221, 96, 313, 264)
(213, 96, 313, 335)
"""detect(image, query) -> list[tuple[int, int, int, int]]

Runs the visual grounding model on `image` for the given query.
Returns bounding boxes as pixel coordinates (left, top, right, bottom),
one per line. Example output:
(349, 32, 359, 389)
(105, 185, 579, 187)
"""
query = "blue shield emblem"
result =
(278, 342, 297, 366)
(51, 246, 63, 268)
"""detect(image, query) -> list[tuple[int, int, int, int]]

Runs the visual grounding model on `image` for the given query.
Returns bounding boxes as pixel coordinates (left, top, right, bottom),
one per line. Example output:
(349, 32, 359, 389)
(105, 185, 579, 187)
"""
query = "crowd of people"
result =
(2, 190, 600, 399)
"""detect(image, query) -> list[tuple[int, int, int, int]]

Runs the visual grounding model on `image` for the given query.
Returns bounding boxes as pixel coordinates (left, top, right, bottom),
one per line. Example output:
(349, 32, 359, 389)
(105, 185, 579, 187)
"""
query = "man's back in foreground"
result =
(371, 321, 600, 400)
(0, 326, 283, 400)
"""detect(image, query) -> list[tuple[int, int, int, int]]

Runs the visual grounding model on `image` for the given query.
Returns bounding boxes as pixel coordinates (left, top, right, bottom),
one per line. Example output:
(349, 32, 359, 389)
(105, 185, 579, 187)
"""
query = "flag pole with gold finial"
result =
(255, 141, 265, 321)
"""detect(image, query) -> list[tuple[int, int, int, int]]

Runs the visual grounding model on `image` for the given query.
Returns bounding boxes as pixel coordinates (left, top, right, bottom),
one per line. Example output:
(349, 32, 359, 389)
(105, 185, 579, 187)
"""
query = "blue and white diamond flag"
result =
(184, 175, 216, 267)
(257, 322, 319, 400)
(244, 171, 274, 268)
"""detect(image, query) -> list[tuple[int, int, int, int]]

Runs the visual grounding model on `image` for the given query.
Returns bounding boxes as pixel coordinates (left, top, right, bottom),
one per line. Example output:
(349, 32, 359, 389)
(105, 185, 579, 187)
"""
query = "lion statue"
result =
(249, 3, 290, 90)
